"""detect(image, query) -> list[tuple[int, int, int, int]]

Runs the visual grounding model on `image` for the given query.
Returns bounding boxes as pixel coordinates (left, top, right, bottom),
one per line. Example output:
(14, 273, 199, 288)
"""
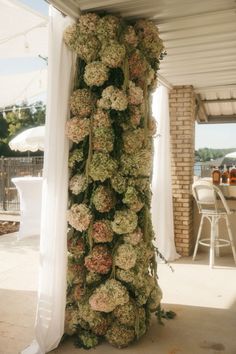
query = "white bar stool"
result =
(192, 180, 236, 268)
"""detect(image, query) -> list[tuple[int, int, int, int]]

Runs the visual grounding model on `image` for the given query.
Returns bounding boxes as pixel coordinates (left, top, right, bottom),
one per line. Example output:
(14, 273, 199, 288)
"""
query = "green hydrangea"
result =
(100, 41, 126, 68)
(89, 279, 129, 313)
(105, 322, 135, 348)
(111, 209, 138, 234)
(97, 15, 120, 41)
(77, 302, 110, 336)
(74, 329, 99, 349)
(64, 305, 79, 335)
(115, 243, 137, 270)
(92, 185, 115, 213)
(122, 186, 144, 212)
(121, 148, 152, 177)
(116, 268, 136, 284)
(147, 284, 163, 312)
(111, 173, 127, 194)
(68, 149, 84, 169)
(89, 152, 117, 182)
(93, 127, 114, 152)
(113, 300, 136, 326)
(86, 271, 102, 285)
(134, 275, 155, 306)
(123, 128, 145, 154)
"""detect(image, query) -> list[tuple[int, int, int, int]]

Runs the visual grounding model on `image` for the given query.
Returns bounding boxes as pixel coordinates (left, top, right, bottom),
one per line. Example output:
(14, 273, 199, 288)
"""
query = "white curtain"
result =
(152, 85, 180, 262)
(22, 8, 76, 354)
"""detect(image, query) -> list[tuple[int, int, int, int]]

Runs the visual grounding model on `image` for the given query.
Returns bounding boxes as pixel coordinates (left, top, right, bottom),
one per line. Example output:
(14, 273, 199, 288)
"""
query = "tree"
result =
(0, 101, 45, 157)
(195, 147, 236, 162)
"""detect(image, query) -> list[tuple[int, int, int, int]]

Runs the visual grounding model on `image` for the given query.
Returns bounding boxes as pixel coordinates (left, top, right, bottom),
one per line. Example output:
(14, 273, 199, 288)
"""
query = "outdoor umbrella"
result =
(222, 152, 236, 166)
(9, 126, 45, 152)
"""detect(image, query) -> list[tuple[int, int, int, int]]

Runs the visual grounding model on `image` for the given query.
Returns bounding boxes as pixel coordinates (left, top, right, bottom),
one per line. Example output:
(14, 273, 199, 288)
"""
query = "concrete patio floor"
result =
(0, 233, 236, 354)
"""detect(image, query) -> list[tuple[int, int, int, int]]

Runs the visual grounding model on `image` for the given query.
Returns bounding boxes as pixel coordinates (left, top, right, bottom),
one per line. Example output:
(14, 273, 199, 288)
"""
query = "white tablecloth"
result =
(219, 184, 236, 198)
(12, 176, 43, 239)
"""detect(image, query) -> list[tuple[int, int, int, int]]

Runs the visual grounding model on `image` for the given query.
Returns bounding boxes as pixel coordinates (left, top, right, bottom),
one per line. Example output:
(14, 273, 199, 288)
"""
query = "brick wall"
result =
(169, 86, 196, 256)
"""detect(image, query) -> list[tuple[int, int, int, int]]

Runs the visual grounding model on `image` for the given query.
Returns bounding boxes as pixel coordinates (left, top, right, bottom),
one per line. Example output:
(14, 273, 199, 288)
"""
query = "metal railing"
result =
(0, 156, 43, 211)
(194, 163, 212, 178)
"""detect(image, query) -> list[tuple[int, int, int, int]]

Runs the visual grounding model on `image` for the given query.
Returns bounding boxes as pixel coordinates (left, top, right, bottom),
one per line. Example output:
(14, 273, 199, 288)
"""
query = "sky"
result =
(2, 0, 236, 149)
(195, 123, 236, 150)
(20, 0, 48, 16)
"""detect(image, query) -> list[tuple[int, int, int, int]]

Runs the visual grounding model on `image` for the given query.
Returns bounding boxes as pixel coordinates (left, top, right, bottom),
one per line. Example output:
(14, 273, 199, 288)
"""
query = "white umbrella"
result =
(9, 125, 45, 152)
(222, 151, 236, 166)
(225, 152, 236, 159)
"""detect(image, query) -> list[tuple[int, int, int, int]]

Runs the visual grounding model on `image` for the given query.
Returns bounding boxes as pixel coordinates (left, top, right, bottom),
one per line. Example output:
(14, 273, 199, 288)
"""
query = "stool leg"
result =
(193, 215, 204, 261)
(210, 216, 215, 268)
(215, 218, 220, 258)
(225, 215, 236, 264)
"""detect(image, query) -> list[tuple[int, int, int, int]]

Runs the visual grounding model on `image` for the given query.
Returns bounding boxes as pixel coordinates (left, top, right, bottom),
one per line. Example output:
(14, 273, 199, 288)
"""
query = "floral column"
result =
(64, 13, 165, 349)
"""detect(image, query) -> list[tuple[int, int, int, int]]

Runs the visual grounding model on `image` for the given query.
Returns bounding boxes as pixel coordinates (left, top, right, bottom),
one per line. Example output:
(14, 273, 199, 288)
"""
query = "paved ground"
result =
(0, 233, 39, 354)
(0, 232, 236, 354)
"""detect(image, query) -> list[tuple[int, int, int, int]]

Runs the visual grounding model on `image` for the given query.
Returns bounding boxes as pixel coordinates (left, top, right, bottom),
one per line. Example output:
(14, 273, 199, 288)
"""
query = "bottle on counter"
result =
(212, 166, 221, 185)
(229, 165, 236, 185)
(221, 164, 229, 184)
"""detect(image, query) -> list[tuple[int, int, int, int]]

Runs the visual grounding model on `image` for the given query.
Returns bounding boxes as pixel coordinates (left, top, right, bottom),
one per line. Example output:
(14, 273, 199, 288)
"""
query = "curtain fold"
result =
(21, 8, 76, 354)
(152, 86, 180, 262)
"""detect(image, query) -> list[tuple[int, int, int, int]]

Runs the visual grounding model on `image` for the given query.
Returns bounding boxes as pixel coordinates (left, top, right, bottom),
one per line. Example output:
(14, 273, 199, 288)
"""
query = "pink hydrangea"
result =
(85, 245, 113, 274)
(128, 81, 144, 105)
(92, 220, 113, 243)
(65, 117, 90, 143)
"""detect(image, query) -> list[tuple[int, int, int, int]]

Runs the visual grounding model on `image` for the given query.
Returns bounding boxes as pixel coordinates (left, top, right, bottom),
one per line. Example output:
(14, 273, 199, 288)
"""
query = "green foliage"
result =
(74, 329, 100, 349)
(195, 148, 236, 162)
(156, 305, 176, 325)
(0, 101, 45, 157)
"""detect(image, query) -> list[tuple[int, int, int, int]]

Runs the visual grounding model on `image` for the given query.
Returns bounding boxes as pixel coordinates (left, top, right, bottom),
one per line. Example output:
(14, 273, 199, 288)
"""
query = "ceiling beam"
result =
(155, 8, 236, 25)
(195, 85, 236, 93)
(195, 94, 208, 122)
(198, 115, 236, 124)
(202, 98, 236, 103)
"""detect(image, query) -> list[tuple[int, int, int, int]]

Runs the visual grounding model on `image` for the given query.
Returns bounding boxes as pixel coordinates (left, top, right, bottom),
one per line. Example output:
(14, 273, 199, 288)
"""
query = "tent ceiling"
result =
(0, 69, 47, 108)
(49, 0, 236, 123)
(0, 0, 48, 58)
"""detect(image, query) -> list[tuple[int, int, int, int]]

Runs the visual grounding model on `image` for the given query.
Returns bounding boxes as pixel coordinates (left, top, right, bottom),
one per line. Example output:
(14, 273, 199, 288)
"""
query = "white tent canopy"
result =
(0, 69, 47, 108)
(0, 0, 48, 58)
(0, 0, 48, 107)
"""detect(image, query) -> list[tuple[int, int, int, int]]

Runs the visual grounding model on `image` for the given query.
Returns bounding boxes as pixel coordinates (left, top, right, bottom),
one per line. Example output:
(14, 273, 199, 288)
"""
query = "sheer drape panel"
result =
(21, 8, 76, 354)
(152, 86, 180, 262)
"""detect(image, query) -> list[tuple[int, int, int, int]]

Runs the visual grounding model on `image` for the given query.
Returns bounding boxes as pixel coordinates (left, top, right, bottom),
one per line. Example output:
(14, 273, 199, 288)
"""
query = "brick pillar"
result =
(169, 85, 196, 256)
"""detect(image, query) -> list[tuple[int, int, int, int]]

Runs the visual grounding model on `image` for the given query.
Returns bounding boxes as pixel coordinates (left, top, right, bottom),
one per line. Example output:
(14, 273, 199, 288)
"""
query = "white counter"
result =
(12, 176, 43, 239)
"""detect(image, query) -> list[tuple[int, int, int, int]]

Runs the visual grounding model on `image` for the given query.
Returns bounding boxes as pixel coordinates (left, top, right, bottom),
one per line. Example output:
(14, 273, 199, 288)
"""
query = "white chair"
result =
(192, 180, 236, 268)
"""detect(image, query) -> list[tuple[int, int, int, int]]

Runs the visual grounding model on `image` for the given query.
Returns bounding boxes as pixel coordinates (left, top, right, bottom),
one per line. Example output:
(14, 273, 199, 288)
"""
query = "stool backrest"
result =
(192, 180, 230, 214)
